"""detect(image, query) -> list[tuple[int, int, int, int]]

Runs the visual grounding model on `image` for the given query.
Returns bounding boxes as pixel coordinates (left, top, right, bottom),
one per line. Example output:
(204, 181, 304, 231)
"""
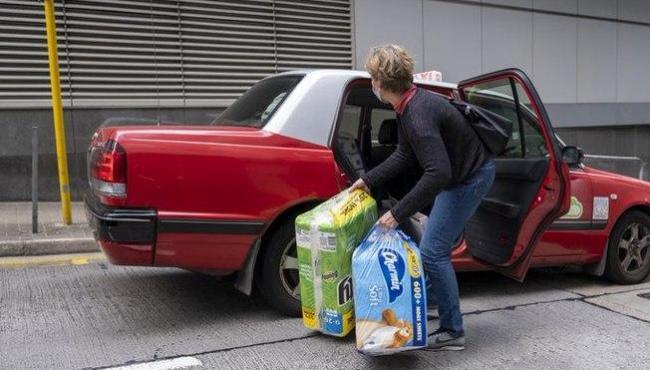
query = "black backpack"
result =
(449, 99, 513, 155)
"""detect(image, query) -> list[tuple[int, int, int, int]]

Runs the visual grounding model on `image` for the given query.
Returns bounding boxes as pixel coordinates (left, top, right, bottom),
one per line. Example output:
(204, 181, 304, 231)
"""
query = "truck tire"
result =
(605, 211, 650, 284)
(256, 220, 302, 317)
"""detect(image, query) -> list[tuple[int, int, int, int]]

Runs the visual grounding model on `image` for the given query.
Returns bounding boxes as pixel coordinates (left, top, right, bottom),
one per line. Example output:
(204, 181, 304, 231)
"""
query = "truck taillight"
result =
(89, 140, 127, 204)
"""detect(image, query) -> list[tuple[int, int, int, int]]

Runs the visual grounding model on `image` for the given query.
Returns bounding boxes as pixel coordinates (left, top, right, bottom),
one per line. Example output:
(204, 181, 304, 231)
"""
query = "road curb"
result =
(0, 252, 106, 269)
(0, 237, 99, 257)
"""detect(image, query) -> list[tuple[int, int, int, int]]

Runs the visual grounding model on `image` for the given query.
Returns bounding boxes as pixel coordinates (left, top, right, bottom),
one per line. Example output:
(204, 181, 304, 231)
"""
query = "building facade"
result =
(1, 0, 649, 201)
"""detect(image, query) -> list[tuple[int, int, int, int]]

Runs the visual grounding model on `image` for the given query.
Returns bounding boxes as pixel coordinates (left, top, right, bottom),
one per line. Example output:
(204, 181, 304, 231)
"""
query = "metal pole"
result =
(43, 0, 72, 225)
(32, 126, 39, 234)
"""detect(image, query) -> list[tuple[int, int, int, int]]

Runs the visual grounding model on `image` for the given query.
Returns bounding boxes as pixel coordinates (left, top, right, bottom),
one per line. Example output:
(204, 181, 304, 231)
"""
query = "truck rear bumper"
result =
(84, 193, 156, 266)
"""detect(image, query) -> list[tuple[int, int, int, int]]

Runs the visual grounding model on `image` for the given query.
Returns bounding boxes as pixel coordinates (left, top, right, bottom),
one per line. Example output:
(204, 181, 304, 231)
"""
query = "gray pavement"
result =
(0, 202, 97, 257)
(0, 262, 648, 370)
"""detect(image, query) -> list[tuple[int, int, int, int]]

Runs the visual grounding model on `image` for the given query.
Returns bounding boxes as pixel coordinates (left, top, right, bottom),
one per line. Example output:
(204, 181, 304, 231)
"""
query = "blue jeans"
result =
(420, 160, 495, 337)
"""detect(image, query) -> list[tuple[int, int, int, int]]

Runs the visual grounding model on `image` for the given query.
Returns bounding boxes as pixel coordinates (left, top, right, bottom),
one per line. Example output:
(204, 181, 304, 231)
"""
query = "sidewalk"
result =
(0, 202, 98, 257)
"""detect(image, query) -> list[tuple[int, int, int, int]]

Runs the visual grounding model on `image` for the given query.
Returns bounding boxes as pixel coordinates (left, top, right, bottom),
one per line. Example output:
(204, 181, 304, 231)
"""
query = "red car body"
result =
(85, 69, 650, 314)
(89, 125, 341, 271)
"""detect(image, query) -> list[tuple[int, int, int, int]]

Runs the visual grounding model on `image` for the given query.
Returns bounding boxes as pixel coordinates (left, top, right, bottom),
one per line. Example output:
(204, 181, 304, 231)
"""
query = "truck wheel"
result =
(605, 211, 650, 284)
(256, 220, 302, 317)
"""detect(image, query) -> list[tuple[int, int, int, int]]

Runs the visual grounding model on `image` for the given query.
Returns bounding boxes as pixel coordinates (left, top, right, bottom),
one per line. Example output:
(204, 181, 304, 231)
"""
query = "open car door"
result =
(458, 68, 571, 281)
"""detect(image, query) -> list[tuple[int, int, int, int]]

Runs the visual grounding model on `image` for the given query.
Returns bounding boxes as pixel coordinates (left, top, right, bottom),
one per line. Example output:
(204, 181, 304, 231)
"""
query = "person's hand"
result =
(350, 178, 369, 193)
(377, 210, 398, 230)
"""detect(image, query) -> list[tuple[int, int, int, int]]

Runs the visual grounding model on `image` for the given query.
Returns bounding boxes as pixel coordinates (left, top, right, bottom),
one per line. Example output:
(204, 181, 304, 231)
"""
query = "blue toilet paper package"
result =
(352, 225, 428, 355)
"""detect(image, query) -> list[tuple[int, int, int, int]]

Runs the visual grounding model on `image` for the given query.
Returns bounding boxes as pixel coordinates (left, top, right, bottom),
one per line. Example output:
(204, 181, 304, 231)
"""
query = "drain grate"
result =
(637, 292, 650, 300)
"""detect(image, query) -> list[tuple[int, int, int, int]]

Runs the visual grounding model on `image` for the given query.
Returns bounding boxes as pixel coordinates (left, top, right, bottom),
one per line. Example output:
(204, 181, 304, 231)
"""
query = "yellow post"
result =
(43, 0, 72, 225)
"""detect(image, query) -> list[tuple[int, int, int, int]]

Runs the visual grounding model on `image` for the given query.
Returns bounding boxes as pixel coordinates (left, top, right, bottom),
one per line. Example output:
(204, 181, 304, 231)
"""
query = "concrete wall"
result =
(353, 0, 650, 128)
(557, 126, 650, 180)
(3, 0, 650, 201)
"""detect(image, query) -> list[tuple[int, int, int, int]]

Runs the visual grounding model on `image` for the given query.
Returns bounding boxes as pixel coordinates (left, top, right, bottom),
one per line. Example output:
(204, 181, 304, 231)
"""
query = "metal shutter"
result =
(60, 0, 185, 108)
(179, 0, 276, 107)
(0, 0, 54, 108)
(274, 0, 353, 71)
(0, 0, 352, 109)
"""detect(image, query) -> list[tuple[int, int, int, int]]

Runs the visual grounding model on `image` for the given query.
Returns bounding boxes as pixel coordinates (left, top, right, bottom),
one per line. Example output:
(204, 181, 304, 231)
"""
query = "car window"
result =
(370, 108, 396, 145)
(213, 76, 303, 128)
(463, 78, 548, 158)
(338, 105, 363, 139)
(515, 83, 548, 157)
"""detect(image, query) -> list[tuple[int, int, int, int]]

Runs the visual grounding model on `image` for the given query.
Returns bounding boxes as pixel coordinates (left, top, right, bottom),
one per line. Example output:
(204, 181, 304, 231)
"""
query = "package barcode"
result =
(319, 234, 336, 250)
(296, 229, 310, 246)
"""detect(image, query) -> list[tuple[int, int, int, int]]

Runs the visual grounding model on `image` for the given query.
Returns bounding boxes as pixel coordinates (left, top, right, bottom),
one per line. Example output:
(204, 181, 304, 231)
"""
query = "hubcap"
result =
(618, 223, 650, 273)
(279, 238, 300, 300)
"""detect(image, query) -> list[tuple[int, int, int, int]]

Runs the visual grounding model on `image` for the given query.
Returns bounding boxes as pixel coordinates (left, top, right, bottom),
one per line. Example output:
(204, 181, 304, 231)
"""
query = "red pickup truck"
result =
(85, 69, 650, 316)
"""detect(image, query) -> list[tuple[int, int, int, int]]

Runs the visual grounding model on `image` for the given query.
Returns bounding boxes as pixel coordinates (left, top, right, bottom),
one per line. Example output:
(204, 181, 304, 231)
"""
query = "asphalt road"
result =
(1, 261, 648, 370)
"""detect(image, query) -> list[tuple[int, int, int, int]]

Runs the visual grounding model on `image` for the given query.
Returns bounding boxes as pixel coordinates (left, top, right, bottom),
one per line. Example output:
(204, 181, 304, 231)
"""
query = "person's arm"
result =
(360, 122, 415, 190)
(390, 115, 451, 225)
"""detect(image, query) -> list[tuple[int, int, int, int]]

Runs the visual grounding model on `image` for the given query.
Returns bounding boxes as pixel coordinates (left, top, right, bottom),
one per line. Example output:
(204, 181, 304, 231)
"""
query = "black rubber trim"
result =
(548, 220, 608, 230)
(158, 219, 265, 235)
(84, 192, 156, 244)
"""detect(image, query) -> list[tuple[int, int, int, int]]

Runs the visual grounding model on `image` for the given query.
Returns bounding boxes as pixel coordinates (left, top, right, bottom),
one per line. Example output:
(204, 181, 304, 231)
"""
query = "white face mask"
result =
(372, 83, 385, 103)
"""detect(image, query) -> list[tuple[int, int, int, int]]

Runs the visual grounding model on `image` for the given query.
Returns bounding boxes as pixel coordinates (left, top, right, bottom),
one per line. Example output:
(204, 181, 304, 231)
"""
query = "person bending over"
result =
(352, 44, 495, 351)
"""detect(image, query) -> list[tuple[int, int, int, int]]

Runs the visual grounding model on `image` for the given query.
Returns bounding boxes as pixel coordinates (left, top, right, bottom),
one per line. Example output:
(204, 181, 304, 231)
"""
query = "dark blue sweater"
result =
(361, 88, 490, 224)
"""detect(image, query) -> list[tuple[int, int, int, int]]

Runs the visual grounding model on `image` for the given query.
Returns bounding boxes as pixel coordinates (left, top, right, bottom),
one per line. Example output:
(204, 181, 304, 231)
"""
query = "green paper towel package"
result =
(296, 189, 378, 336)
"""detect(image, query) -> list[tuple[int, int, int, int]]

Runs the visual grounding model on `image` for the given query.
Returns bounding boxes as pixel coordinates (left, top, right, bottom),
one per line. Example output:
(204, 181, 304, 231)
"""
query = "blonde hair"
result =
(365, 44, 414, 93)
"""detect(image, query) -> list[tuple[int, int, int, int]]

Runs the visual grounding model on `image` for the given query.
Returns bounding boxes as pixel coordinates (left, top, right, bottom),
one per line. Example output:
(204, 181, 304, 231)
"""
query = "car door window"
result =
(463, 78, 548, 159)
(334, 104, 366, 179)
(515, 83, 548, 158)
(338, 105, 363, 139)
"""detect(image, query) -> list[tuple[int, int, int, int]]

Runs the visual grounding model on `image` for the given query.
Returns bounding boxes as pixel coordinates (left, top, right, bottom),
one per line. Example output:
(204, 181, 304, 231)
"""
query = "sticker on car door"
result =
(560, 196, 584, 220)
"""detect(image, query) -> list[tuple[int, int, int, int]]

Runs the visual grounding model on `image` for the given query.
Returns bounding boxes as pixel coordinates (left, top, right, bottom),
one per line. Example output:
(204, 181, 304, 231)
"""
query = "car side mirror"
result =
(562, 146, 584, 166)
